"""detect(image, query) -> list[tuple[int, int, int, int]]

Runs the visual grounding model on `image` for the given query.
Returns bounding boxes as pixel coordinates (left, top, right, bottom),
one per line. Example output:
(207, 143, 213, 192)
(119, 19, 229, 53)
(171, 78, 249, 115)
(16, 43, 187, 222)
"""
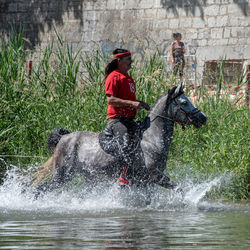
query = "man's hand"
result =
(137, 101, 150, 111)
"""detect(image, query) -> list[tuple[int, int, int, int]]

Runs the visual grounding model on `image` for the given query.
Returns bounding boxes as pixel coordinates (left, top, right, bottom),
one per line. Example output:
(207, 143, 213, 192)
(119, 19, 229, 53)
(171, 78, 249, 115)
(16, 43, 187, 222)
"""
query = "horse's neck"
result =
(147, 114, 174, 155)
(142, 97, 174, 167)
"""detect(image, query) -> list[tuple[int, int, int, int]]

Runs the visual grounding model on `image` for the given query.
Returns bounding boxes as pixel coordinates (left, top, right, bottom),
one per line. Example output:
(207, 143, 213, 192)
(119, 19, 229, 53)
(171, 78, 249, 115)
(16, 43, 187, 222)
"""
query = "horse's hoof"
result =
(175, 187, 183, 194)
(174, 187, 185, 199)
(33, 190, 40, 200)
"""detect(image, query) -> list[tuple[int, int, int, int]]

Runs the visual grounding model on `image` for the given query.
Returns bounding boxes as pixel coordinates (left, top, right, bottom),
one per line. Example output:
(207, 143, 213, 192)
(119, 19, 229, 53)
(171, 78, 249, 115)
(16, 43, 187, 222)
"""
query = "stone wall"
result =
(0, 0, 249, 80)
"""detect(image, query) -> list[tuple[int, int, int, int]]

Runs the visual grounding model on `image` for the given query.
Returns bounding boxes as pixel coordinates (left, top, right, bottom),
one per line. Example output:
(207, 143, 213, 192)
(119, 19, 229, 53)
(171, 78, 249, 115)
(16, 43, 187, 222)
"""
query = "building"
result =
(0, 0, 249, 83)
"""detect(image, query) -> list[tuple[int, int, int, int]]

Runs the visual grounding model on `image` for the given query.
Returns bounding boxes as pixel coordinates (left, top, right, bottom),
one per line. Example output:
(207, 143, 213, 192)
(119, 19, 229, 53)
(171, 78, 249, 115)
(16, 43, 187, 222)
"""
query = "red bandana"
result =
(113, 52, 131, 59)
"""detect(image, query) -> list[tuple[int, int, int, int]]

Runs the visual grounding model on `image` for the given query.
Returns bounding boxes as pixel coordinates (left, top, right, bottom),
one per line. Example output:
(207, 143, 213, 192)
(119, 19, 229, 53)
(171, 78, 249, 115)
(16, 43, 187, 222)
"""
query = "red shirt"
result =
(105, 70, 136, 119)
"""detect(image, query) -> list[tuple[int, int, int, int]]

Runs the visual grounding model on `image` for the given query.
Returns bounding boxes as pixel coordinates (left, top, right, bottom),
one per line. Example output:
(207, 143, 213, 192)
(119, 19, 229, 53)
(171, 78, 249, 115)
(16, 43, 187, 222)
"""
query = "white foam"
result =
(0, 164, 228, 213)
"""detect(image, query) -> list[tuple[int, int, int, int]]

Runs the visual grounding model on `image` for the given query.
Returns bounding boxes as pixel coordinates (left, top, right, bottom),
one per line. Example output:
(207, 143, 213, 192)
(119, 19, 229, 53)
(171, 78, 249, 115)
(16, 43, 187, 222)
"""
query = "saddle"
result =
(98, 116, 150, 157)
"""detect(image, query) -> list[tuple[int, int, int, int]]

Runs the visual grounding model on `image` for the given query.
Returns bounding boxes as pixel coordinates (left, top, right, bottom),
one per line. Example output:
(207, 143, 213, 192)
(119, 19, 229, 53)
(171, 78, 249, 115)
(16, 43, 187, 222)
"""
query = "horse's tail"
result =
(31, 156, 54, 187)
(31, 128, 70, 187)
(47, 128, 70, 153)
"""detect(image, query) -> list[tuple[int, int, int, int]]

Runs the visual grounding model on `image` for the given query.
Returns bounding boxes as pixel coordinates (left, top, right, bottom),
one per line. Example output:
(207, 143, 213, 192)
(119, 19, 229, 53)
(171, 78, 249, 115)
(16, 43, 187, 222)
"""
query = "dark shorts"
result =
(107, 117, 138, 137)
(173, 55, 185, 77)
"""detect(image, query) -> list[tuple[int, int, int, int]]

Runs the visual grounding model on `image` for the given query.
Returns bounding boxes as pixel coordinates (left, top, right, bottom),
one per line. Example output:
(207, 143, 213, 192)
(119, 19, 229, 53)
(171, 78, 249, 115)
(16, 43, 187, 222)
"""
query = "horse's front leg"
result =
(146, 165, 177, 189)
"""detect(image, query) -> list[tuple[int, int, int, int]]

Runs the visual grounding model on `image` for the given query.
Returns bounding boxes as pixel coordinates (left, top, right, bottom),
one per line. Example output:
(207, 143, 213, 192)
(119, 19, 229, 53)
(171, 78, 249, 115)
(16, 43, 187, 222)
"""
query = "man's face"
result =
(119, 56, 132, 72)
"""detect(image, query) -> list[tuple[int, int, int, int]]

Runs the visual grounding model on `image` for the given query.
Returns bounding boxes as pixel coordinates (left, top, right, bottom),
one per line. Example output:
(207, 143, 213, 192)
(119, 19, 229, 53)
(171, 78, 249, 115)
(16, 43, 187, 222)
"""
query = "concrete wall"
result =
(0, 0, 249, 80)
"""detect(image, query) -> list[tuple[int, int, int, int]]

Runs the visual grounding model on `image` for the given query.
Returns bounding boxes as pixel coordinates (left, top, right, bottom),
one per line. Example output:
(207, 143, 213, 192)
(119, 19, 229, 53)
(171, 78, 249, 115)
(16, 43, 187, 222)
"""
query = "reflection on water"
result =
(0, 166, 249, 249)
(0, 208, 250, 250)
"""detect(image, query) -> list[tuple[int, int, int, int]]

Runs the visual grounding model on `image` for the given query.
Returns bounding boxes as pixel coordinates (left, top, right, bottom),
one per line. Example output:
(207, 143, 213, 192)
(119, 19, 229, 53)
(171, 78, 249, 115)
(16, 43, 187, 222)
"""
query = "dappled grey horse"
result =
(35, 84, 207, 197)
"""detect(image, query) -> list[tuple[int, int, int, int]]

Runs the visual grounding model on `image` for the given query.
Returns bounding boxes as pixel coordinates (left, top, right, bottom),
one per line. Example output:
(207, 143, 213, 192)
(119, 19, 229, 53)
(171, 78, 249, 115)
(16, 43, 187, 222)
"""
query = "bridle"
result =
(173, 98, 200, 125)
(149, 94, 201, 129)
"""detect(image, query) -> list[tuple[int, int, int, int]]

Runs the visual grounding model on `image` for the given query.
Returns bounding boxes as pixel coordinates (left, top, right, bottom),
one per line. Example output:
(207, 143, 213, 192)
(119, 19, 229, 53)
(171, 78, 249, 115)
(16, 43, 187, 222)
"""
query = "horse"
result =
(33, 84, 207, 199)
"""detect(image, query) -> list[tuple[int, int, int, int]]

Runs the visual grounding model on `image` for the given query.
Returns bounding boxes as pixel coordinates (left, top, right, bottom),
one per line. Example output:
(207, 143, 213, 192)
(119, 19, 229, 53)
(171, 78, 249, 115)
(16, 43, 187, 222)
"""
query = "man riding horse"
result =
(101, 48, 151, 186)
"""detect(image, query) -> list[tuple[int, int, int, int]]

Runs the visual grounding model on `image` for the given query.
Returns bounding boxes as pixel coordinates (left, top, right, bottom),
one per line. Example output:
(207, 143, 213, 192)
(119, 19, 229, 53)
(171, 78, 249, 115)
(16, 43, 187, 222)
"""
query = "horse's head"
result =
(168, 83, 207, 128)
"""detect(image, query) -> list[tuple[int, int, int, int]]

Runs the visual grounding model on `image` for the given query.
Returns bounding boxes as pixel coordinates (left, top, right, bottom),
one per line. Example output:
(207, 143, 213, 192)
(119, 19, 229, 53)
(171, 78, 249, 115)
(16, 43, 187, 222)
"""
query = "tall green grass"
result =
(0, 31, 249, 199)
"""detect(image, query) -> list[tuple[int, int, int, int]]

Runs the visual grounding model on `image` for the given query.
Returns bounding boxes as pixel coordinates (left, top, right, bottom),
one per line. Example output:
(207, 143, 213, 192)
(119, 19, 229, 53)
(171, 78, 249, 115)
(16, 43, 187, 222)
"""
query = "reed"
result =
(0, 31, 249, 199)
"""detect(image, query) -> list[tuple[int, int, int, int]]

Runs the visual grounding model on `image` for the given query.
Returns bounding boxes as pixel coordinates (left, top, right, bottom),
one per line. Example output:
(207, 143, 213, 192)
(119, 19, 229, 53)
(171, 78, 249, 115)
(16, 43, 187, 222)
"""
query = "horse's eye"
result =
(182, 100, 187, 105)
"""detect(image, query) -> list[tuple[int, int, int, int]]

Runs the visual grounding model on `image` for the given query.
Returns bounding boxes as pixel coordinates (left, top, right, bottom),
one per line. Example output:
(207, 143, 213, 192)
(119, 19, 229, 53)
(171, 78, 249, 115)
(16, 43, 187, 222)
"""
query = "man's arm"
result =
(106, 95, 150, 110)
(182, 42, 186, 54)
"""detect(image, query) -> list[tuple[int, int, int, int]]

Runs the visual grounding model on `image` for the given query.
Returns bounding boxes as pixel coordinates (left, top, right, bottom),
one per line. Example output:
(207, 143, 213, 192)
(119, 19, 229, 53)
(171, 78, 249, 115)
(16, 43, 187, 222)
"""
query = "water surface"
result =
(0, 167, 249, 249)
(1, 204, 249, 250)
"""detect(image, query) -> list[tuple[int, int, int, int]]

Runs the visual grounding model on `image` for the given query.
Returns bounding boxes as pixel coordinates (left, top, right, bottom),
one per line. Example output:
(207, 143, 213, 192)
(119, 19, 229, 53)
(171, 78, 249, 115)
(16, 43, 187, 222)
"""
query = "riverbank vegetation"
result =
(0, 31, 249, 199)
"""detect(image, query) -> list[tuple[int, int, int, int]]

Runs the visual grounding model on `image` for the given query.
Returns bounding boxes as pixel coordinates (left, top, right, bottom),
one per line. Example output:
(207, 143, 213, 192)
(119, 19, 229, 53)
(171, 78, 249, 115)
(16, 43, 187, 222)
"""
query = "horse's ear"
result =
(173, 83, 185, 98)
(168, 85, 177, 98)
(174, 84, 182, 97)
(181, 82, 185, 92)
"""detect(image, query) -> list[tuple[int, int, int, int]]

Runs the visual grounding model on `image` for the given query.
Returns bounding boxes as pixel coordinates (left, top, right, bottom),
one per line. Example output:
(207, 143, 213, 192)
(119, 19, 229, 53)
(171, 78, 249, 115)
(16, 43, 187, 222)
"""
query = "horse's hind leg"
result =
(34, 161, 77, 199)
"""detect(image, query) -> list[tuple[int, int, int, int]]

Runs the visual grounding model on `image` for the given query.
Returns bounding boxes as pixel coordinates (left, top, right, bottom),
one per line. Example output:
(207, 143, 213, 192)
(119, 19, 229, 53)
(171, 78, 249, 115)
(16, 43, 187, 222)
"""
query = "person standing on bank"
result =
(104, 48, 150, 183)
(170, 33, 186, 79)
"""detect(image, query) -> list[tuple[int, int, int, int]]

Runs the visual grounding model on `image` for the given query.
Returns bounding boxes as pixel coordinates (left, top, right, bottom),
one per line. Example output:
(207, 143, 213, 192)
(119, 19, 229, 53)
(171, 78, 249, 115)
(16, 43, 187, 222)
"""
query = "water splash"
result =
(0, 164, 230, 214)
(183, 177, 222, 205)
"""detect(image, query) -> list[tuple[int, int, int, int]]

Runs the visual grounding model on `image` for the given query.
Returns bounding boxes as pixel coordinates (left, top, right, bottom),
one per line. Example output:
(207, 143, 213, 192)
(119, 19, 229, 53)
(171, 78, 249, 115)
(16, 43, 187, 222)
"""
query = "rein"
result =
(149, 110, 173, 122)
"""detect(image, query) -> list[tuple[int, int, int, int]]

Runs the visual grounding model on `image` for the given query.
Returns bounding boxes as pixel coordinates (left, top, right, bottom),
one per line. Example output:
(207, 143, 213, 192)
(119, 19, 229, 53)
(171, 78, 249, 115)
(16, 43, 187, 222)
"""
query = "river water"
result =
(0, 167, 249, 249)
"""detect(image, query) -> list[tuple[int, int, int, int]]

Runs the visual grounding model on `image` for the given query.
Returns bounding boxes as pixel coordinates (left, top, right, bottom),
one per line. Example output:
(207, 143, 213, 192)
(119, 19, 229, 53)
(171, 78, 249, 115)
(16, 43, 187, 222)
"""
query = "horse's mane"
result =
(151, 85, 183, 111)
